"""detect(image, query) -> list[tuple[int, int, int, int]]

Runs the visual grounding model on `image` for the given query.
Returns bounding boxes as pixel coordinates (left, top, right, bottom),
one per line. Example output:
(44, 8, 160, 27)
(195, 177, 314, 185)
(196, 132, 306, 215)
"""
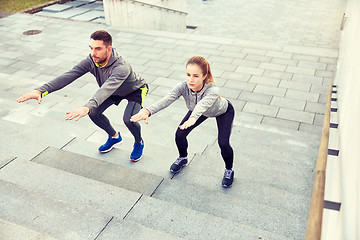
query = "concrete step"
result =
(31, 146, 163, 196)
(152, 178, 305, 239)
(0, 119, 74, 161)
(124, 194, 288, 240)
(0, 156, 285, 239)
(0, 159, 142, 219)
(0, 218, 58, 240)
(0, 177, 182, 240)
(0, 159, 184, 240)
(0, 179, 112, 240)
(172, 154, 311, 217)
(96, 217, 185, 240)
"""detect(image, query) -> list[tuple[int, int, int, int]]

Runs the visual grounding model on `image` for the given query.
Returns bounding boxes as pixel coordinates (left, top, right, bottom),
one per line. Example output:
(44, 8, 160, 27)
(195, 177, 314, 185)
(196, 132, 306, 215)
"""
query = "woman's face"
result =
(186, 64, 206, 92)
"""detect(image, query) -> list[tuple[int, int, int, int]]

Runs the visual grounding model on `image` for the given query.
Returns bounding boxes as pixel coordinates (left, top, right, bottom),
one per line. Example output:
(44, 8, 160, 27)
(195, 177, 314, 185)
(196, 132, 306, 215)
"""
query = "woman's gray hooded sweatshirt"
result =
(147, 81, 228, 120)
(36, 49, 145, 112)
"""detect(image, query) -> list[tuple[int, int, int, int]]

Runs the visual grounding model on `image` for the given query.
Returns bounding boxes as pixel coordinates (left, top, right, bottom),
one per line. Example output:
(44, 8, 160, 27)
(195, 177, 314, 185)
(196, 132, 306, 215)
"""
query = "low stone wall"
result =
(103, 0, 187, 32)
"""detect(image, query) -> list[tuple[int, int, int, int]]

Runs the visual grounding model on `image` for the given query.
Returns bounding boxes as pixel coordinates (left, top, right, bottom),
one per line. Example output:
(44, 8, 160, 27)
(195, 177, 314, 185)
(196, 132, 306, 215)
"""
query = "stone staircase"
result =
(0, 71, 320, 239)
(0, 6, 338, 237)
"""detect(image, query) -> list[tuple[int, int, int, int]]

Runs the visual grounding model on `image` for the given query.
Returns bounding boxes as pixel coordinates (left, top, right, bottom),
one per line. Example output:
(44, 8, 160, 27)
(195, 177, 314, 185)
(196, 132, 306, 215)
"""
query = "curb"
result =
(23, 0, 72, 14)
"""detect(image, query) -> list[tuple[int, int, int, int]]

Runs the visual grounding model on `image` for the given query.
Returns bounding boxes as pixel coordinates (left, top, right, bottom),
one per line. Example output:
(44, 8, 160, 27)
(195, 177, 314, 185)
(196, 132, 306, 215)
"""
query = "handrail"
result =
(130, 0, 188, 15)
(340, 13, 347, 30)
(305, 79, 334, 240)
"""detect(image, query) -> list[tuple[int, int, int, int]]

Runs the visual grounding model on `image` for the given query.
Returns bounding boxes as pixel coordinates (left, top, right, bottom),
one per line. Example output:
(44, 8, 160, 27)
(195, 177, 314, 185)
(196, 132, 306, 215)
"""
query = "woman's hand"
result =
(130, 109, 151, 124)
(179, 117, 196, 130)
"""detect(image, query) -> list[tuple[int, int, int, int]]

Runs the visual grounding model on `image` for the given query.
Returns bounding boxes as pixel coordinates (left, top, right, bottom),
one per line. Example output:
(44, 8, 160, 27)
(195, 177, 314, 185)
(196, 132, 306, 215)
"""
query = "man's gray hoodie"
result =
(147, 81, 228, 120)
(36, 49, 146, 112)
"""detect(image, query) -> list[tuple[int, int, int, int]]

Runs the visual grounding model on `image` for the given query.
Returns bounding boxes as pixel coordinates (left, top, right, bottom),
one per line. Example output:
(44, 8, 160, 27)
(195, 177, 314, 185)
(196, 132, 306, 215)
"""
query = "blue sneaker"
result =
(98, 133, 122, 153)
(130, 139, 144, 162)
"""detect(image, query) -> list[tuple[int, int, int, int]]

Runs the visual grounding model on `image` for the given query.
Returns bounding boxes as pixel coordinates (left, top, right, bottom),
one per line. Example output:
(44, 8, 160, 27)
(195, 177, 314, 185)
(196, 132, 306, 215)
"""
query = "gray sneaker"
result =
(222, 169, 234, 188)
(170, 157, 188, 173)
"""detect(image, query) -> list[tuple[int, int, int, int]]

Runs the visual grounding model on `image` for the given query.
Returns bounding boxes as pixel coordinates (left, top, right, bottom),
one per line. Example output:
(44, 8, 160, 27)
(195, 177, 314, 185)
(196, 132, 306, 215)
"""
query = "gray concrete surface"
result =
(0, 0, 346, 239)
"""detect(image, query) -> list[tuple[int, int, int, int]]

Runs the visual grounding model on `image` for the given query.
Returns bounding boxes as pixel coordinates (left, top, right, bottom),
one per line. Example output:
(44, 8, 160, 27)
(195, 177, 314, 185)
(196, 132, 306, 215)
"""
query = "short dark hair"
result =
(90, 30, 112, 47)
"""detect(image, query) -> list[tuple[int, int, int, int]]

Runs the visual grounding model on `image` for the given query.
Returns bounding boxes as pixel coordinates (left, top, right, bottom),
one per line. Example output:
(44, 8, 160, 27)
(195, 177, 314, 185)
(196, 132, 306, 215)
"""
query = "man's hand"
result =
(65, 107, 90, 121)
(130, 109, 151, 124)
(179, 117, 196, 130)
(17, 90, 42, 104)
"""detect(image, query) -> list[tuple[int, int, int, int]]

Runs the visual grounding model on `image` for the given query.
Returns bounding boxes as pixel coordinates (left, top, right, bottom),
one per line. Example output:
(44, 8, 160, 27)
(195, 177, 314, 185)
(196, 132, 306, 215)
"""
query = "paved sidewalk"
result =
(0, 0, 346, 239)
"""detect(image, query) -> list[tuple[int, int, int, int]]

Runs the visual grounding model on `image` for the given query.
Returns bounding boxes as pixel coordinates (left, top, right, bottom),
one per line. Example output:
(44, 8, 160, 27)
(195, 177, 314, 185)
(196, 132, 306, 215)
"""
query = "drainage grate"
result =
(23, 30, 42, 35)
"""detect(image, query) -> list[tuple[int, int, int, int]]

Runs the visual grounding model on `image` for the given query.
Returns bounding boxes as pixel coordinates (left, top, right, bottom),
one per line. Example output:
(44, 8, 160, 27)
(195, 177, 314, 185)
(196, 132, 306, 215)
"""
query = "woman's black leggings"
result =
(175, 101, 235, 169)
(88, 98, 142, 143)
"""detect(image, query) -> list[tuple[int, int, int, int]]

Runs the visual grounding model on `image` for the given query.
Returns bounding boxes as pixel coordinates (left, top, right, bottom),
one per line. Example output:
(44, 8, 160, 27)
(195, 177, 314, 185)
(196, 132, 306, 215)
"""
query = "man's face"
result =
(89, 39, 111, 64)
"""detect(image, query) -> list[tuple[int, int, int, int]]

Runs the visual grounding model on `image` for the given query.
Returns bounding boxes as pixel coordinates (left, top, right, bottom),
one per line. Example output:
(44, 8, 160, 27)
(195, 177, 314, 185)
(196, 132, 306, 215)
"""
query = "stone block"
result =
(292, 74, 323, 85)
(32, 147, 163, 196)
(152, 179, 305, 239)
(98, 218, 183, 240)
(0, 180, 112, 239)
(0, 160, 142, 219)
(277, 108, 315, 124)
(299, 61, 327, 70)
(126, 195, 288, 240)
(286, 66, 316, 76)
(235, 65, 264, 76)
(0, 219, 57, 240)
(271, 57, 299, 66)
(243, 102, 278, 117)
(249, 76, 280, 87)
(305, 101, 326, 114)
(270, 96, 306, 111)
(254, 84, 286, 97)
(286, 89, 320, 102)
(299, 122, 322, 135)
(262, 116, 300, 131)
(292, 54, 319, 62)
(238, 91, 273, 105)
(262, 70, 293, 80)
(266, 51, 292, 59)
(279, 80, 311, 91)
(245, 54, 272, 63)
(223, 80, 255, 92)
(53, 8, 91, 19)
(259, 62, 286, 72)
(144, 60, 173, 69)
(221, 71, 251, 81)
(232, 59, 259, 68)
(43, 4, 73, 13)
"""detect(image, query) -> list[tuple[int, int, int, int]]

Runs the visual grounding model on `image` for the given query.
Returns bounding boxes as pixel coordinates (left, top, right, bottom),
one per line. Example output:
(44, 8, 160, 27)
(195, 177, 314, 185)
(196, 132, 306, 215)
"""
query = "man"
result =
(17, 30, 148, 162)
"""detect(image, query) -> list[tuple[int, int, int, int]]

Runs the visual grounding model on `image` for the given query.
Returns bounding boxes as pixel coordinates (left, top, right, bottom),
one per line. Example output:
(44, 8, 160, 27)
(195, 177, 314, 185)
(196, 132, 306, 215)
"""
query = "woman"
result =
(131, 56, 235, 188)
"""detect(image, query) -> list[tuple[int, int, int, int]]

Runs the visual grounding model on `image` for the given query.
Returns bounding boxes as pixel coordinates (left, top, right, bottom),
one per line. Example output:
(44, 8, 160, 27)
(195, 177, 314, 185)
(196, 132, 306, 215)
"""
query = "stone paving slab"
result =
(0, 180, 112, 240)
(0, 119, 75, 161)
(97, 218, 184, 240)
(42, 4, 73, 13)
(152, 178, 305, 239)
(125, 195, 288, 240)
(32, 147, 164, 196)
(0, 219, 58, 240)
(0, 159, 142, 219)
(70, 10, 104, 21)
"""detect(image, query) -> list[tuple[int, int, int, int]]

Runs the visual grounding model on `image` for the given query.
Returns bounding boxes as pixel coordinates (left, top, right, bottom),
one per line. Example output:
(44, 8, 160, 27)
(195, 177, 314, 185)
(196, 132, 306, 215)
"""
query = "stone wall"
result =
(103, 0, 187, 32)
(334, 0, 360, 239)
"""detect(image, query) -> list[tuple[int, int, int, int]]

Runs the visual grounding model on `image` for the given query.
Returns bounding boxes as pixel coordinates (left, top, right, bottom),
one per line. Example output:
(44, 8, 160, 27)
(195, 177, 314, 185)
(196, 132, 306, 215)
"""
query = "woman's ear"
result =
(203, 74, 207, 82)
